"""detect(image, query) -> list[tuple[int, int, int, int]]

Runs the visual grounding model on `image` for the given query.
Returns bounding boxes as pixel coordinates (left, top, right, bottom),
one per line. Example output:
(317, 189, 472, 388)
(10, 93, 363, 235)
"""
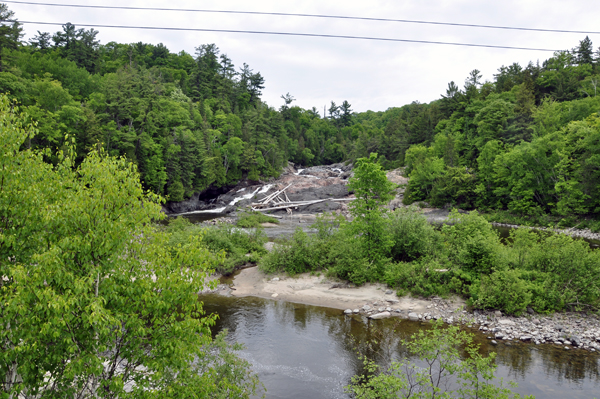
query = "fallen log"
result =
(259, 183, 293, 204)
(251, 198, 353, 212)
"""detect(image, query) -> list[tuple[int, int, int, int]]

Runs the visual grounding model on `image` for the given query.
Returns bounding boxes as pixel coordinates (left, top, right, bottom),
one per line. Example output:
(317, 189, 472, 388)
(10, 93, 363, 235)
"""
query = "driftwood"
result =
(259, 183, 293, 204)
(251, 198, 353, 212)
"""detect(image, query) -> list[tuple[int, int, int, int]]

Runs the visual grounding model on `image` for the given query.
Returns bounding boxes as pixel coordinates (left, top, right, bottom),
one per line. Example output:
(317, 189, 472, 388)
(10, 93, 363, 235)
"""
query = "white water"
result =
(229, 187, 261, 206)
(258, 184, 273, 194)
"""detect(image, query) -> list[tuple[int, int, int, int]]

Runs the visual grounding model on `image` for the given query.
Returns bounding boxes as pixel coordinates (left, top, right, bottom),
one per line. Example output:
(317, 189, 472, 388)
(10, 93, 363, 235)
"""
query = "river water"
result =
(202, 294, 600, 399)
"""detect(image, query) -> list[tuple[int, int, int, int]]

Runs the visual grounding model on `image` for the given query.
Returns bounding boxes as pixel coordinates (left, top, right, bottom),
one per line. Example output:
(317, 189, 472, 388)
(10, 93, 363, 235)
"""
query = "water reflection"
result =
(201, 294, 600, 399)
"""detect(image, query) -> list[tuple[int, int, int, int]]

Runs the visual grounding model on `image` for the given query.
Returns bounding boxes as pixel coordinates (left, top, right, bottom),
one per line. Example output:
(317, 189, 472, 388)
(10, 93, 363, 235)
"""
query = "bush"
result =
(471, 269, 532, 315)
(163, 217, 268, 275)
(524, 233, 600, 311)
(259, 228, 324, 275)
(202, 225, 268, 274)
(388, 207, 442, 262)
(348, 321, 532, 399)
(325, 234, 375, 285)
(442, 210, 504, 276)
(236, 211, 279, 228)
(384, 259, 452, 298)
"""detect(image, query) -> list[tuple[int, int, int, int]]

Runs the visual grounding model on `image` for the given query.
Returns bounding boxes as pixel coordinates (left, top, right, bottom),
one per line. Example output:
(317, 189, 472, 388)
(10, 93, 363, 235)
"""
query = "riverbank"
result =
(212, 266, 600, 352)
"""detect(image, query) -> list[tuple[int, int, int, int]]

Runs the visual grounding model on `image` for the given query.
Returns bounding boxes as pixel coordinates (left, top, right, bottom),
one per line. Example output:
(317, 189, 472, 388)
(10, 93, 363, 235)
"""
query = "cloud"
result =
(10, 0, 600, 112)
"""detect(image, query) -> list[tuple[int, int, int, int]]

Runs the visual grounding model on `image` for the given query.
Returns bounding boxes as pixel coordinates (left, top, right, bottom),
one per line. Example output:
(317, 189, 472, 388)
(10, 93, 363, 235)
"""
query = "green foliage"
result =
(163, 217, 268, 275)
(259, 228, 324, 275)
(0, 98, 259, 398)
(471, 269, 533, 315)
(347, 321, 532, 399)
(347, 152, 396, 269)
(384, 259, 453, 298)
(236, 211, 279, 228)
(387, 206, 442, 262)
(442, 210, 504, 276)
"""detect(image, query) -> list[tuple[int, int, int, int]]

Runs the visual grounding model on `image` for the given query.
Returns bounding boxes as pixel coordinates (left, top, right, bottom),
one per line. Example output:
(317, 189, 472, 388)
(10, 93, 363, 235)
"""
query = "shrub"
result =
(259, 228, 323, 275)
(384, 259, 453, 298)
(236, 211, 279, 228)
(202, 225, 268, 274)
(471, 269, 532, 315)
(325, 234, 375, 285)
(442, 210, 504, 275)
(524, 233, 600, 311)
(387, 207, 442, 262)
(163, 217, 268, 275)
(347, 321, 532, 399)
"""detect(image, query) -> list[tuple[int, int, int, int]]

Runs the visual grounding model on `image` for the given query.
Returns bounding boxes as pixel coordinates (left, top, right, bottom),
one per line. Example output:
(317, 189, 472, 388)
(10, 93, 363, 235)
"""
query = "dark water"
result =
(202, 294, 600, 399)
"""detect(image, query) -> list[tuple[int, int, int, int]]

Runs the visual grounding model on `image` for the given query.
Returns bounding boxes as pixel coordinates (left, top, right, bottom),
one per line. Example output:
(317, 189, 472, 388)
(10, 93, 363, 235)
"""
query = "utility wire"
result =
(4, 0, 600, 35)
(14, 20, 560, 52)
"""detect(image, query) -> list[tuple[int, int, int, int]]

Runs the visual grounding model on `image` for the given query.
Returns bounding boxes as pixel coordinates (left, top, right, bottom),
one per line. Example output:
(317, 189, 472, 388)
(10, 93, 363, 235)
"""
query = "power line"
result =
(14, 20, 560, 52)
(4, 0, 600, 35)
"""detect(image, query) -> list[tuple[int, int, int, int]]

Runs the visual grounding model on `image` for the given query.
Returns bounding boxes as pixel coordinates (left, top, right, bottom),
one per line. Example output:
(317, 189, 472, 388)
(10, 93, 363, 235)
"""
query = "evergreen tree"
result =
(575, 36, 594, 65)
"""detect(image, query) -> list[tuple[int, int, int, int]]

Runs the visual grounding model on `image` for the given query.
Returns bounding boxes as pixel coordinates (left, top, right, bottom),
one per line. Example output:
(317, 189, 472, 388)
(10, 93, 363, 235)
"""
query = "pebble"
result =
(344, 309, 353, 315)
(351, 296, 600, 352)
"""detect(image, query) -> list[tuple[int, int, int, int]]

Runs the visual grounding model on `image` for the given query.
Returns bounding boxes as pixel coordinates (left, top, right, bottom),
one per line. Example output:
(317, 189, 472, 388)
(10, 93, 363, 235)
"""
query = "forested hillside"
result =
(1, 3, 599, 221)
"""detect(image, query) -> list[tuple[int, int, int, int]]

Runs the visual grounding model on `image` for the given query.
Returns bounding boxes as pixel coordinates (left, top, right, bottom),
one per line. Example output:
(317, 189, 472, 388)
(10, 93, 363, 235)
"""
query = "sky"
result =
(6, 0, 600, 113)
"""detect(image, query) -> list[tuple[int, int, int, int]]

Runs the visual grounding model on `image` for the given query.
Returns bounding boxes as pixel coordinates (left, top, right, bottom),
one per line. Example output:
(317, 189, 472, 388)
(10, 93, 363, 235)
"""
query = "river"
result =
(202, 294, 600, 399)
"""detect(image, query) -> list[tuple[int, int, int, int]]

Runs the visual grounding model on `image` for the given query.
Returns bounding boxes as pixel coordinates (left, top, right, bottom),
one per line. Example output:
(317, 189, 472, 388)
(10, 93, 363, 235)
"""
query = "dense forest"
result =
(1, 4, 599, 221)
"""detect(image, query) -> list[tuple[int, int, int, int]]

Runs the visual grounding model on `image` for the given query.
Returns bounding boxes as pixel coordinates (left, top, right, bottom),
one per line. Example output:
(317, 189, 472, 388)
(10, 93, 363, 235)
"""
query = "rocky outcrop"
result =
(165, 163, 354, 216)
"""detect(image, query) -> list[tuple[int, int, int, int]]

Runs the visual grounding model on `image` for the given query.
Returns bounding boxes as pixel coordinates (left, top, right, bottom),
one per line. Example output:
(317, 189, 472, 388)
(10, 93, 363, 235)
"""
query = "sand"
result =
(230, 266, 465, 314)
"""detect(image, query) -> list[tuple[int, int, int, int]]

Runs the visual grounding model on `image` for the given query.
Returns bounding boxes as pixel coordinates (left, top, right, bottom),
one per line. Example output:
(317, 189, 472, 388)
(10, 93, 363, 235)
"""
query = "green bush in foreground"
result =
(0, 96, 260, 398)
(347, 321, 533, 399)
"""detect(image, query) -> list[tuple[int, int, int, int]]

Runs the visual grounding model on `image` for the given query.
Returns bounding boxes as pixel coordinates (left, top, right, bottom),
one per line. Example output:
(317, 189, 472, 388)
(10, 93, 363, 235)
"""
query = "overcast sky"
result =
(7, 0, 600, 113)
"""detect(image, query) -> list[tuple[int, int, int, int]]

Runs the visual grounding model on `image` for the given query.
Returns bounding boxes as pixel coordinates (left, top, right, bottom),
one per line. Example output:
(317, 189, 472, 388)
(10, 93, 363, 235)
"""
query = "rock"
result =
(385, 290, 394, 295)
(271, 293, 279, 298)
(408, 312, 419, 321)
(272, 277, 280, 282)
(344, 309, 353, 315)
(498, 319, 516, 326)
(378, 307, 385, 312)
(555, 324, 565, 332)
(387, 299, 399, 304)
(565, 346, 570, 350)
(369, 312, 391, 320)
(520, 335, 533, 342)
(491, 340, 498, 345)
(386, 307, 392, 312)
(264, 242, 277, 252)
(571, 336, 581, 346)
(532, 318, 541, 325)
(527, 307, 535, 315)
(494, 311, 502, 317)
(495, 334, 504, 340)
(363, 305, 372, 311)
(395, 309, 402, 313)
(353, 309, 360, 313)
